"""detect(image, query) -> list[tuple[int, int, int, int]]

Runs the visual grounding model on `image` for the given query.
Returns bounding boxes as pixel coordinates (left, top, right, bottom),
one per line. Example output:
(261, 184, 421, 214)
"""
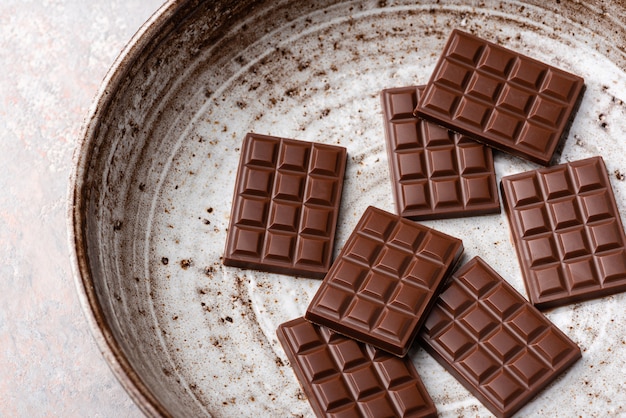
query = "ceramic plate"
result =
(69, 0, 626, 416)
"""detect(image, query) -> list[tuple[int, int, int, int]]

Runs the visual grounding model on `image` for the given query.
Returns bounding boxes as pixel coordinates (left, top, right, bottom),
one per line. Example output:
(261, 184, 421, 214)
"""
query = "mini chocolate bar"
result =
(415, 29, 585, 166)
(277, 317, 437, 418)
(501, 156, 626, 309)
(223, 133, 346, 278)
(381, 85, 500, 219)
(419, 256, 581, 418)
(306, 206, 463, 356)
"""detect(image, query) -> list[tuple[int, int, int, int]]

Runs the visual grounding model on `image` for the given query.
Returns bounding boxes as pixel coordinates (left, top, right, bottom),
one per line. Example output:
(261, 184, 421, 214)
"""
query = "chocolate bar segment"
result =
(306, 206, 463, 356)
(277, 317, 437, 418)
(223, 133, 346, 278)
(419, 256, 581, 418)
(415, 29, 585, 165)
(381, 85, 500, 219)
(501, 156, 626, 309)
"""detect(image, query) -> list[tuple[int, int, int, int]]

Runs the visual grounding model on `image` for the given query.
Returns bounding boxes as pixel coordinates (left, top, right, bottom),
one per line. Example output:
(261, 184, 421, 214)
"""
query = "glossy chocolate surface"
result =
(223, 133, 346, 278)
(306, 206, 463, 356)
(419, 257, 581, 418)
(501, 156, 626, 309)
(277, 317, 437, 418)
(415, 30, 585, 165)
(381, 85, 500, 219)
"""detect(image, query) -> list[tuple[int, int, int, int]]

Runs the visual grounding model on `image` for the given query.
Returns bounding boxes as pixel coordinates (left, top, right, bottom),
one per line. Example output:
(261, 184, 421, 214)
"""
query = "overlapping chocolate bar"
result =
(277, 317, 437, 418)
(419, 256, 581, 418)
(381, 85, 500, 219)
(306, 206, 463, 356)
(415, 29, 585, 165)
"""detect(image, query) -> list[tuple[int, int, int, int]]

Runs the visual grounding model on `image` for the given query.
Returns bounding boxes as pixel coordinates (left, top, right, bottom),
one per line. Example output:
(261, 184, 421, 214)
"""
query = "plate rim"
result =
(67, 1, 184, 416)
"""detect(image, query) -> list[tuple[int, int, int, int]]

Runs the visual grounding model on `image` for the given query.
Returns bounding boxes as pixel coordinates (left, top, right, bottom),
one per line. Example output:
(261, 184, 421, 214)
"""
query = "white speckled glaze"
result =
(69, 0, 626, 416)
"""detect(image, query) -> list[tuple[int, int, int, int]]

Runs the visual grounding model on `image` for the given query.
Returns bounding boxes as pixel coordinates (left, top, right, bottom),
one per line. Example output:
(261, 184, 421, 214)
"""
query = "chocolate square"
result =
(277, 317, 437, 418)
(381, 85, 500, 219)
(223, 133, 346, 278)
(419, 256, 581, 418)
(306, 206, 463, 356)
(501, 156, 626, 308)
(414, 30, 585, 166)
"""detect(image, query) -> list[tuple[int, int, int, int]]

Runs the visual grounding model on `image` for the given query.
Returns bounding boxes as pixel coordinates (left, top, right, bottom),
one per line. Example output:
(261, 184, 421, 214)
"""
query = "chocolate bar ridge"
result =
(306, 206, 463, 356)
(223, 133, 347, 278)
(501, 156, 626, 309)
(277, 317, 437, 418)
(419, 256, 581, 418)
(415, 29, 585, 166)
(381, 85, 500, 219)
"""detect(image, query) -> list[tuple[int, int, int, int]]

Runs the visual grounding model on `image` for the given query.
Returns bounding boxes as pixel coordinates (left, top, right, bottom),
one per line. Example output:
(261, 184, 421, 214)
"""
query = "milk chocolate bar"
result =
(381, 85, 500, 219)
(501, 156, 626, 309)
(277, 317, 437, 418)
(223, 133, 346, 278)
(415, 29, 585, 165)
(306, 206, 463, 356)
(419, 256, 581, 418)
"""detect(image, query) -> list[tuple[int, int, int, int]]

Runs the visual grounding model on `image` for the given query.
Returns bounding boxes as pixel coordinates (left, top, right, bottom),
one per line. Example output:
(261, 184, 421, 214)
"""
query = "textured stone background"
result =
(0, 1, 164, 416)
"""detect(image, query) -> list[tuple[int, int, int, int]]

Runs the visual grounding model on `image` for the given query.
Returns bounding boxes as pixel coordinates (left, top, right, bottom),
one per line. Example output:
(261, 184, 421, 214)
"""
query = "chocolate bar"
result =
(306, 206, 463, 356)
(419, 256, 581, 418)
(277, 317, 437, 418)
(415, 29, 585, 165)
(381, 85, 500, 219)
(223, 133, 346, 278)
(501, 156, 626, 309)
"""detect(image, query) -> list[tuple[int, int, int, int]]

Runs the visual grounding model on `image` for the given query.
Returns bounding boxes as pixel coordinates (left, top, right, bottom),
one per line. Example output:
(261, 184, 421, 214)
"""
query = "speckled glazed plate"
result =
(69, 1, 626, 416)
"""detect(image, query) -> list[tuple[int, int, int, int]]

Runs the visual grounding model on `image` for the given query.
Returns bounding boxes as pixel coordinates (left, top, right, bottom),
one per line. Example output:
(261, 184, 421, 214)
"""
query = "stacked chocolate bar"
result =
(223, 30, 626, 418)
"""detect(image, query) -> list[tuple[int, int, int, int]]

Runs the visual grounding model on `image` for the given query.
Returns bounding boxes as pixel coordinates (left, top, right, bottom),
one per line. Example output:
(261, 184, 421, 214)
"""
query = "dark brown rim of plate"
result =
(68, 1, 184, 416)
